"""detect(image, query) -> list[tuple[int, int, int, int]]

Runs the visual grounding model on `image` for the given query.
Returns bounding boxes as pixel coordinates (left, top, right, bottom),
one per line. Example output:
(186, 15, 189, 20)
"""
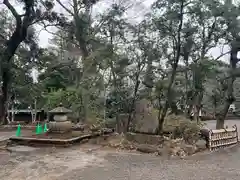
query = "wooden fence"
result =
(208, 125, 238, 151)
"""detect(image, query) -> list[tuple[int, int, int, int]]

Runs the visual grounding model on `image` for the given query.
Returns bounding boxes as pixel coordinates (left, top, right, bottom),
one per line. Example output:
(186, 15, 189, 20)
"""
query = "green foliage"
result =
(43, 87, 82, 112)
(164, 114, 203, 144)
(2, 0, 240, 130)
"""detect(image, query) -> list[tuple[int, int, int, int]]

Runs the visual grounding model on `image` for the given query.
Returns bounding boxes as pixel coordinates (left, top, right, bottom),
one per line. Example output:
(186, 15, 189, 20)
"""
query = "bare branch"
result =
(214, 51, 231, 61)
(38, 23, 80, 48)
(56, 0, 74, 16)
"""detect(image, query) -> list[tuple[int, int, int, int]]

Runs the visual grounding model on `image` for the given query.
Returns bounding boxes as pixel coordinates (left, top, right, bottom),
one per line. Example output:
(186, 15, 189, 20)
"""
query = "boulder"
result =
(136, 144, 159, 153)
(125, 132, 164, 145)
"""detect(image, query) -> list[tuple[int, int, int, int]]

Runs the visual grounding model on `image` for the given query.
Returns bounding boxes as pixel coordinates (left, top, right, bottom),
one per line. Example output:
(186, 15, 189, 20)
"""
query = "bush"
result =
(164, 114, 204, 144)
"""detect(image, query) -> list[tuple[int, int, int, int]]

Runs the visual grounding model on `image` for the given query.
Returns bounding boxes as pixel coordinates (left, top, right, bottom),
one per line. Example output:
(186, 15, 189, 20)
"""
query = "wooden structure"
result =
(208, 125, 238, 151)
(10, 128, 113, 147)
(7, 109, 45, 124)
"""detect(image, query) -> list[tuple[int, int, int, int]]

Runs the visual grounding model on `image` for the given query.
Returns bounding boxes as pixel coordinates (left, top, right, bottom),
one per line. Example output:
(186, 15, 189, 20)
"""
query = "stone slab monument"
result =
(132, 99, 158, 134)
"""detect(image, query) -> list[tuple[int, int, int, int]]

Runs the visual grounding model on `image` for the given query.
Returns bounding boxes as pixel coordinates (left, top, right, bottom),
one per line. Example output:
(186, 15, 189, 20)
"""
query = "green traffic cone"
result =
(16, 124, 21, 137)
(43, 123, 48, 133)
(39, 124, 43, 134)
(36, 124, 40, 135)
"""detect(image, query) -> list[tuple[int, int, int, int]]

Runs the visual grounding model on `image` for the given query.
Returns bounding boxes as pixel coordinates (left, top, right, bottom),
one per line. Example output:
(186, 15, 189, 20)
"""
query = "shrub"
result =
(164, 114, 204, 144)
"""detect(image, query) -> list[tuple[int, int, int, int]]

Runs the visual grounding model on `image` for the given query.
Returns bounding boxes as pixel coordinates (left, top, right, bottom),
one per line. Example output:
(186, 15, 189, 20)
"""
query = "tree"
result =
(0, 0, 62, 123)
(151, 0, 186, 133)
(213, 0, 240, 129)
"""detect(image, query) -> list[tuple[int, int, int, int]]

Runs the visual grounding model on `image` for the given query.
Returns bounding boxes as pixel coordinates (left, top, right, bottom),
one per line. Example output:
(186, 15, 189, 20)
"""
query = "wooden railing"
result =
(208, 125, 238, 151)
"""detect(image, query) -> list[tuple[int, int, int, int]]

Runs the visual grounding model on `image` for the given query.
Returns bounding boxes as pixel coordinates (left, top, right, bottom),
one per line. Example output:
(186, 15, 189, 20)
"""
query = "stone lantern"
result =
(48, 103, 72, 133)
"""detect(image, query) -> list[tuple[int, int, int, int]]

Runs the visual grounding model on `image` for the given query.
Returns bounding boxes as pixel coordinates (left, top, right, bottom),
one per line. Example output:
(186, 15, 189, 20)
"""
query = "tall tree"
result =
(0, 0, 61, 123)
(151, 0, 186, 133)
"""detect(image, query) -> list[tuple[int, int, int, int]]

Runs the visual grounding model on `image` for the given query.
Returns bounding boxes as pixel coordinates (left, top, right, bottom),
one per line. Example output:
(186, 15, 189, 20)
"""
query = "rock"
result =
(196, 139, 207, 151)
(136, 144, 158, 153)
(125, 132, 164, 145)
(200, 128, 210, 139)
(177, 149, 187, 158)
(181, 144, 197, 155)
(169, 146, 181, 156)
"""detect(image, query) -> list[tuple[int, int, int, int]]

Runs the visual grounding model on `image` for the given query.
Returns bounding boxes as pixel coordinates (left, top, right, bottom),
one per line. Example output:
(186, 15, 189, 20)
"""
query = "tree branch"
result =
(38, 24, 80, 48)
(3, 0, 21, 25)
(214, 51, 231, 61)
(56, 0, 74, 16)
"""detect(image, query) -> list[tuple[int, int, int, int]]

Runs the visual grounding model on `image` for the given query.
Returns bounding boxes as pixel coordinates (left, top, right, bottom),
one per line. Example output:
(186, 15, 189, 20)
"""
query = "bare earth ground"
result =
(1, 120, 240, 180)
(1, 143, 240, 180)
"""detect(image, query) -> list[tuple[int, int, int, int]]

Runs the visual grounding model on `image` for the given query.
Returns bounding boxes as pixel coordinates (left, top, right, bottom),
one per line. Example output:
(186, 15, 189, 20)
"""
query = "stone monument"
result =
(48, 103, 72, 133)
(132, 99, 158, 134)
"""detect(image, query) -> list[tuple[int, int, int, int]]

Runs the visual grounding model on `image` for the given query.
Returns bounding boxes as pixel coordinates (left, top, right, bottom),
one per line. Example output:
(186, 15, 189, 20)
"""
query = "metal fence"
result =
(209, 125, 238, 151)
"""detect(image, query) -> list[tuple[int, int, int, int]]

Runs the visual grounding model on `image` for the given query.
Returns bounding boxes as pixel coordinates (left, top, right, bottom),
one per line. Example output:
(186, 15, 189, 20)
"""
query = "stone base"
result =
(48, 121, 72, 133)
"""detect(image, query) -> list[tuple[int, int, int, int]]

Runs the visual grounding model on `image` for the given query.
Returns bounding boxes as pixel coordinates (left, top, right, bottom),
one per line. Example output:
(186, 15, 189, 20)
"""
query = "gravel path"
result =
(1, 144, 240, 180)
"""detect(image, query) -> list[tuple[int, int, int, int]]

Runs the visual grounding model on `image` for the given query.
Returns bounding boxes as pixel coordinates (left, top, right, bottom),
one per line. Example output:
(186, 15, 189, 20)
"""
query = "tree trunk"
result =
(0, 0, 32, 123)
(216, 40, 238, 129)
(156, 0, 184, 134)
(72, 0, 92, 122)
(157, 64, 178, 134)
(157, 1, 184, 134)
(126, 78, 140, 132)
(0, 33, 24, 124)
(216, 77, 235, 129)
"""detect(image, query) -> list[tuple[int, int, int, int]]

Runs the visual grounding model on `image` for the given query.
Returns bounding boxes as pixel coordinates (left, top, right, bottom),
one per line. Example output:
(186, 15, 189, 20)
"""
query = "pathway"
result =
(205, 119, 240, 130)
(1, 121, 240, 179)
(0, 144, 240, 180)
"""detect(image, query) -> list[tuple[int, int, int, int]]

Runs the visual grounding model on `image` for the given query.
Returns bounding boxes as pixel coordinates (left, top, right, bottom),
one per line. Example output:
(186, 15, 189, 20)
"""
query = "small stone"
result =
(177, 149, 186, 158)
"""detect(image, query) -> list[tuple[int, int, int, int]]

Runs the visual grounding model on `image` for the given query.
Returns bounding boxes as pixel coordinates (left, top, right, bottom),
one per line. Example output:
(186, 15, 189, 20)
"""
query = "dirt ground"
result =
(1, 120, 240, 180)
(0, 130, 33, 141)
(0, 143, 240, 180)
